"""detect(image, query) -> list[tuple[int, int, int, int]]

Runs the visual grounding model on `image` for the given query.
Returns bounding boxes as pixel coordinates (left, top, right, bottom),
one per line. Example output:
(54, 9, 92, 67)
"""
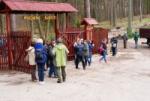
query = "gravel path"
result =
(0, 39, 150, 101)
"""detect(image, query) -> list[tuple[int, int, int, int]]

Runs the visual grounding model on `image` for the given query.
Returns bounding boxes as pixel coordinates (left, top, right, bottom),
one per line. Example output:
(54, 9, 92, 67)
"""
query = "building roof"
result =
(0, 0, 78, 13)
(81, 18, 98, 25)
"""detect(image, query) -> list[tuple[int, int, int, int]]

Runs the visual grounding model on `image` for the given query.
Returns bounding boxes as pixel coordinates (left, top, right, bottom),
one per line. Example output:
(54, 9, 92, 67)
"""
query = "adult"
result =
(122, 33, 128, 49)
(87, 40, 94, 66)
(34, 38, 47, 85)
(53, 37, 69, 83)
(73, 38, 80, 66)
(48, 40, 57, 78)
(110, 37, 118, 56)
(133, 32, 139, 48)
(83, 40, 89, 67)
(26, 42, 37, 81)
(75, 39, 86, 70)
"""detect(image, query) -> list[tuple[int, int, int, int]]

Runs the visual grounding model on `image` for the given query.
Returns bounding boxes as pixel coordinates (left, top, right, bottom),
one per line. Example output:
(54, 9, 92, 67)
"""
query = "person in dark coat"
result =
(73, 38, 80, 67)
(48, 40, 57, 78)
(133, 32, 139, 48)
(122, 33, 128, 49)
(75, 40, 86, 70)
(110, 37, 118, 56)
(83, 40, 89, 67)
(44, 41, 49, 71)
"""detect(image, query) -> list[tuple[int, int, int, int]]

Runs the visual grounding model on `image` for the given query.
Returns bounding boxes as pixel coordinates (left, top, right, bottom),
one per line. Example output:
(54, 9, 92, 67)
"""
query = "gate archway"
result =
(0, 0, 77, 73)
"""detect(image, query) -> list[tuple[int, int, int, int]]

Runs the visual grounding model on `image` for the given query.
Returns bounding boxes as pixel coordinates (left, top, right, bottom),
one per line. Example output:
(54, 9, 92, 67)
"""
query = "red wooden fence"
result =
(0, 31, 31, 73)
(0, 28, 108, 73)
(92, 28, 108, 53)
(60, 28, 84, 60)
(60, 27, 108, 59)
(0, 34, 9, 70)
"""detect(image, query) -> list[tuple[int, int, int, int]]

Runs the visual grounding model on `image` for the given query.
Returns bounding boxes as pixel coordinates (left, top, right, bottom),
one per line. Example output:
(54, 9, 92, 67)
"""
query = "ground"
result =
(0, 39, 150, 101)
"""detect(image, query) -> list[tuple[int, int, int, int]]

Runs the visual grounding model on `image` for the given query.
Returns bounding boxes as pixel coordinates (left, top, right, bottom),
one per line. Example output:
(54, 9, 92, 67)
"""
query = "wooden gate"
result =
(11, 31, 31, 73)
(0, 31, 31, 73)
(60, 28, 84, 60)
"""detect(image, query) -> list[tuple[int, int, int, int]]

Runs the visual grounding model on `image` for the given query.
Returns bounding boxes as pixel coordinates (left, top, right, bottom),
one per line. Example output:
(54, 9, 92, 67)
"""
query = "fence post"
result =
(6, 13, 13, 70)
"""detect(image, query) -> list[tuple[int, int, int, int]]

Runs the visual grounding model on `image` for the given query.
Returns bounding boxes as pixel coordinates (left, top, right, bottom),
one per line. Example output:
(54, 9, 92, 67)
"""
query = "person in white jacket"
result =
(26, 43, 37, 81)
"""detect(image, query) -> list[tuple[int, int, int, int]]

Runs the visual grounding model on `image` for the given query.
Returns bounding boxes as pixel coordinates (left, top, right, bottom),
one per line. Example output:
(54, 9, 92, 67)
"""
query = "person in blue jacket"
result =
(34, 38, 47, 85)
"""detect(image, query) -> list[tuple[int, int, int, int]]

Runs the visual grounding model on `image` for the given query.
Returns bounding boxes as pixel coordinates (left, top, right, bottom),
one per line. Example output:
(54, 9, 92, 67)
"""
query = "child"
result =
(98, 44, 107, 63)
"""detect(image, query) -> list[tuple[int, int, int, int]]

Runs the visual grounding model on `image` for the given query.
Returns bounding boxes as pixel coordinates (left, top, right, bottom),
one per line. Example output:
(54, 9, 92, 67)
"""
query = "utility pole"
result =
(127, 0, 132, 36)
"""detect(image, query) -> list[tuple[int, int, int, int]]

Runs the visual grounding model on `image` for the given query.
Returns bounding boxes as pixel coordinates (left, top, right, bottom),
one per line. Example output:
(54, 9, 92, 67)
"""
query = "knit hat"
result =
(35, 38, 43, 43)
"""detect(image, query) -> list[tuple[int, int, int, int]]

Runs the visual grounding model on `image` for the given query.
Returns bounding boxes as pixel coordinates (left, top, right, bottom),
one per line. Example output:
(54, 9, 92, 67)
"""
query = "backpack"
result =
(35, 49, 44, 63)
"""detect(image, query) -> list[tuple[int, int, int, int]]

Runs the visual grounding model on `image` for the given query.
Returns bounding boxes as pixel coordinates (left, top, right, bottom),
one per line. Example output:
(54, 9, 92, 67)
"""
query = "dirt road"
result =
(0, 39, 150, 101)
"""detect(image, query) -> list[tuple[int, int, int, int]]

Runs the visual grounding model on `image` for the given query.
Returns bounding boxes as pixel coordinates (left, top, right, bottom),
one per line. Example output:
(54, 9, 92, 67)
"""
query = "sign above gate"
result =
(23, 15, 56, 20)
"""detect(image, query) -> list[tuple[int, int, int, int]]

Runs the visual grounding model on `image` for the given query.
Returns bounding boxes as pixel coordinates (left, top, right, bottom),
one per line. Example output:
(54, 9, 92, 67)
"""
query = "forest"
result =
(0, 0, 150, 39)
(38, 0, 150, 21)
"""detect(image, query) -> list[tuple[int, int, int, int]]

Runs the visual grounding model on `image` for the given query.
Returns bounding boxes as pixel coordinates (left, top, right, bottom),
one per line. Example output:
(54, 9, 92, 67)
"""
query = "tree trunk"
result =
(84, 0, 91, 18)
(110, 0, 113, 27)
(127, 0, 133, 35)
(139, 0, 143, 22)
(111, 0, 116, 27)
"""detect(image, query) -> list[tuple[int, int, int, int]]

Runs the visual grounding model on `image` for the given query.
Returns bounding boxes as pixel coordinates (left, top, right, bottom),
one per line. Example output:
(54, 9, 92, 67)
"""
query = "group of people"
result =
(26, 37, 69, 84)
(109, 31, 139, 57)
(26, 31, 140, 84)
(99, 31, 139, 63)
(73, 38, 94, 70)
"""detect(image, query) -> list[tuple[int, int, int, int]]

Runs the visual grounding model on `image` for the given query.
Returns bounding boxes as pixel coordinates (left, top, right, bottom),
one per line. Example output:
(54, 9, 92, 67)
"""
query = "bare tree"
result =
(127, 0, 133, 35)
